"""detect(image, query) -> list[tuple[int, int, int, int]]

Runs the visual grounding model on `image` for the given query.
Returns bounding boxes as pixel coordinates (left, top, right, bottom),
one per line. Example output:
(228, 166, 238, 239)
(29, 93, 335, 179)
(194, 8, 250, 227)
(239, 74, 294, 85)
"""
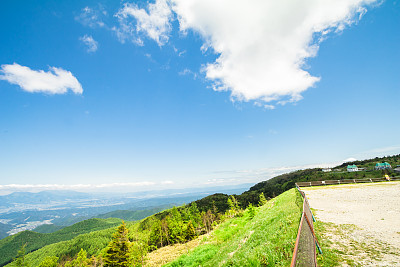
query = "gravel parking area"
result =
(302, 181, 400, 266)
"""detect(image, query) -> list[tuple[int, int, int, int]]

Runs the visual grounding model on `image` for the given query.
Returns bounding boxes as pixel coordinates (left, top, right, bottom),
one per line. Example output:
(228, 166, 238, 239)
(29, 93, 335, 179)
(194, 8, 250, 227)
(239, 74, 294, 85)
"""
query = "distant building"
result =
(322, 168, 332, 172)
(347, 165, 358, 172)
(375, 162, 392, 170)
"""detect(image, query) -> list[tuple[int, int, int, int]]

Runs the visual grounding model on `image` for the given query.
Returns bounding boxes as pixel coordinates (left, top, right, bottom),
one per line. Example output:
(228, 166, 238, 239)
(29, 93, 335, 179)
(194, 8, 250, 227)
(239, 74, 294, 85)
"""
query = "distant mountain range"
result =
(0, 190, 89, 204)
(0, 184, 252, 239)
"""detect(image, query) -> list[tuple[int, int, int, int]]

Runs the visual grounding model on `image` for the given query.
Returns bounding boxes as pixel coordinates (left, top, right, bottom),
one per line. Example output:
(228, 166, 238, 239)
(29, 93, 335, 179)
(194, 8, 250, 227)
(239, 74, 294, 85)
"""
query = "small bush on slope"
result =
(165, 188, 302, 267)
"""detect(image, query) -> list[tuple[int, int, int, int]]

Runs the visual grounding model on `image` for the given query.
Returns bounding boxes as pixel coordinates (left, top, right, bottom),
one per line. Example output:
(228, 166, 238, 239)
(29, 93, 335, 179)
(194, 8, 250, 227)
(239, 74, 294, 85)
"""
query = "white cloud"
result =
(118, 0, 377, 106)
(114, 0, 173, 46)
(75, 6, 106, 28)
(80, 35, 98, 53)
(0, 63, 83, 94)
(171, 0, 378, 106)
(343, 157, 358, 162)
(95, 182, 156, 188)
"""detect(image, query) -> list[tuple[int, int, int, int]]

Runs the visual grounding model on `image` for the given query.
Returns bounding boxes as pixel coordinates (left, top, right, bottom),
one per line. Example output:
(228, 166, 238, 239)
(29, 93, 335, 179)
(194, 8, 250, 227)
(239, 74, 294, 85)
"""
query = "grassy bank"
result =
(162, 188, 302, 267)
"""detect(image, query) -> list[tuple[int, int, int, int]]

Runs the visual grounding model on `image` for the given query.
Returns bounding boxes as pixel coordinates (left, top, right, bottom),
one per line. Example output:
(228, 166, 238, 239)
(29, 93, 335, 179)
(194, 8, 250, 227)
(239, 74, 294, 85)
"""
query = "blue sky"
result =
(0, 0, 399, 193)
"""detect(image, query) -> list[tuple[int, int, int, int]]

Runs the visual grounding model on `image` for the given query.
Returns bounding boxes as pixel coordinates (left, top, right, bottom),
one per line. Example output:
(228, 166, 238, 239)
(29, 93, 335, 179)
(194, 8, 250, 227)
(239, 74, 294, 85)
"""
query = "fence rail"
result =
(296, 176, 400, 188)
(290, 186, 321, 267)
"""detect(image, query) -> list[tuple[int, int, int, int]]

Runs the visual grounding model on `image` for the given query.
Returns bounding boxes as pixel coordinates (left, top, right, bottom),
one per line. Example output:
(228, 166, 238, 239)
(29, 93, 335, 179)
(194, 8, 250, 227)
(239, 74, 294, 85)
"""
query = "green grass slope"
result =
(166, 188, 302, 267)
(0, 218, 121, 266)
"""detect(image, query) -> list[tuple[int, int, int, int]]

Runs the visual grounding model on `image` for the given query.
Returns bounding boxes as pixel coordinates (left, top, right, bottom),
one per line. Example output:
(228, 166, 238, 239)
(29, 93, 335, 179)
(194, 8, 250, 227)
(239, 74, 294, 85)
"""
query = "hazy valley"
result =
(0, 184, 251, 239)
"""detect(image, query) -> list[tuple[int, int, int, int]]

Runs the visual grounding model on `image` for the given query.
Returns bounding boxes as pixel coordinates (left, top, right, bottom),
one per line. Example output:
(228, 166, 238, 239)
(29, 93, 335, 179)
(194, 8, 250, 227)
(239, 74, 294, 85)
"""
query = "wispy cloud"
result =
(75, 6, 106, 28)
(268, 129, 278, 135)
(0, 181, 174, 192)
(0, 63, 83, 94)
(178, 68, 198, 79)
(114, 0, 173, 46)
(204, 161, 344, 186)
(80, 35, 98, 53)
(173, 46, 186, 57)
(355, 145, 400, 159)
(255, 102, 276, 110)
(361, 145, 400, 155)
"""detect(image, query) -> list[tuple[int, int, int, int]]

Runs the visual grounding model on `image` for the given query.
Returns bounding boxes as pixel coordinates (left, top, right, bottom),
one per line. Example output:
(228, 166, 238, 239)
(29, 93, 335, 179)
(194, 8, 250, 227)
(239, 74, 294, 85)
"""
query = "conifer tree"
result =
(227, 195, 240, 217)
(247, 203, 256, 219)
(149, 219, 164, 250)
(38, 256, 58, 267)
(201, 210, 215, 233)
(212, 200, 220, 221)
(12, 244, 30, 267)
(166, 214, 184, 244)
(180, 206, 190, 222)
(259, 192, 268, 206)
(130, 241, 148, 266)
(65, 249, 91, 267)
(188, 203, 202, 229)
(161, 218, 170, 245)
(103, 221, 131, 267)
(185, 220, 196, 241)
(227, 198, 234, 217)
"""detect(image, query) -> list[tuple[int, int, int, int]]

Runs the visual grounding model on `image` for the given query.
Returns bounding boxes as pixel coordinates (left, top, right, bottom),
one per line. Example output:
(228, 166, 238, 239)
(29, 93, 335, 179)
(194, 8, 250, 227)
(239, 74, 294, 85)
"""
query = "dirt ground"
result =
(144, 231, 212, 266)
(302, 181, 400, 266)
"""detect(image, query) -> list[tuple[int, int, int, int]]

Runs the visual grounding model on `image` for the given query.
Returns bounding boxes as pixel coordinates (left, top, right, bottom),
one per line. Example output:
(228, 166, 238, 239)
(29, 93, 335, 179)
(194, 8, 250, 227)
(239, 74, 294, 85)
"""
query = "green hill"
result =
(95, 204, 173, 221)
(12, 223, 129, 267)
(165, 189, 302, 266)
(33, 224, 64, 234)
(0, 218, 121, 266)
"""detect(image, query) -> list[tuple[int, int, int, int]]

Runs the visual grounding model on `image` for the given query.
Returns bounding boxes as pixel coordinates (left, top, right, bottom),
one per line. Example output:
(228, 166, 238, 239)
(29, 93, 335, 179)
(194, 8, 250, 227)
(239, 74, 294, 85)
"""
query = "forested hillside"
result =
(0, 218, 121, 266)
(95, 204, 173, 222)
(0, 223, 11, 240)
